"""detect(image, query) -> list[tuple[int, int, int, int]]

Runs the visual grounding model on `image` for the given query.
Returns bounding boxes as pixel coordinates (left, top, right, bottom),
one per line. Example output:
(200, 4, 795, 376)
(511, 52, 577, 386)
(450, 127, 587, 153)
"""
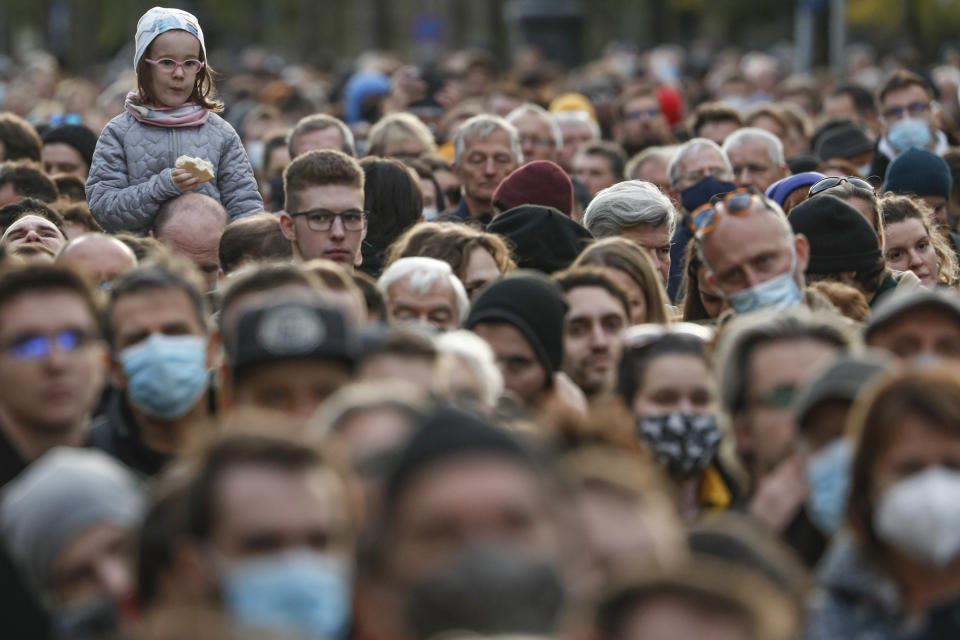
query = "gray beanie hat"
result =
(0, 448, 144, 596)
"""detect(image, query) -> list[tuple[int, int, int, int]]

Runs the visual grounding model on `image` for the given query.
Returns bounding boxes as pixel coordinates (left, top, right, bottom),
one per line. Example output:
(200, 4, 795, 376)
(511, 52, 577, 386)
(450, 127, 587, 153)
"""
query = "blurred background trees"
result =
(2, 0, 960, 74)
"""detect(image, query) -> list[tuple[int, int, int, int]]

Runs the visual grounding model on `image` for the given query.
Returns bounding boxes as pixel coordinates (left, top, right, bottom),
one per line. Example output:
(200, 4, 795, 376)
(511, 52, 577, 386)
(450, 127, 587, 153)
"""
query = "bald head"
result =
(56, 233, 137, 285)
(698, 197, 808, 297)
(153, 193, 230, 290)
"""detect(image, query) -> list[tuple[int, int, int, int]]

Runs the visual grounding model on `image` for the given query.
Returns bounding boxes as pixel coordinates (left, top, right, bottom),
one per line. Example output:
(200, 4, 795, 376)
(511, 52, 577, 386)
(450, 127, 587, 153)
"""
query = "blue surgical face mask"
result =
(120, 333, 208, 420)
(220, 549, 352, 640)
(806, 438, 853, 535)
(422, 206, 438, 221)
(680, 177, 737, 214)
(720, 246, 803, 314)
(888, 118, 932, 153)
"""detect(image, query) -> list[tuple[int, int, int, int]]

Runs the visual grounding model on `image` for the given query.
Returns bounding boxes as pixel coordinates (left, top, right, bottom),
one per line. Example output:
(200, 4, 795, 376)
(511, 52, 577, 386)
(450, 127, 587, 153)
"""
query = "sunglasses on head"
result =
(688, 187, 774, 238)
(808, 176, 874, 197)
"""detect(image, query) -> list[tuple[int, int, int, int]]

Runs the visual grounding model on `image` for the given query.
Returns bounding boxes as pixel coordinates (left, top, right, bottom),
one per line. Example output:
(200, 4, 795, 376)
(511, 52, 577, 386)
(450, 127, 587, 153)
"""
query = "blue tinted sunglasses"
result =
(4, 329, 93, 361)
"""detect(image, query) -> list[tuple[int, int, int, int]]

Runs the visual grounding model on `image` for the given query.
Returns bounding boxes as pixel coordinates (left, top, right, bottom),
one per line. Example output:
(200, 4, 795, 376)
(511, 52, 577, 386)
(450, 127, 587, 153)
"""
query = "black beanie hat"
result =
(486, 204, 593, 274)
(883, 148, 953, 199)
(41, 124, 98, 169)
(466, 270, 568, 376)
(384, 405, 539, 513)
(789, 194, 881, 273)
(815, 123, 873, 161)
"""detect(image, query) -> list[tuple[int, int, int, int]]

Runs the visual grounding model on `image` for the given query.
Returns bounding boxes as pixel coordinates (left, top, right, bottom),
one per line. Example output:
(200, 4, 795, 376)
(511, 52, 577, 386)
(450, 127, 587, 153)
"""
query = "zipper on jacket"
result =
(173, 129, 180, 165)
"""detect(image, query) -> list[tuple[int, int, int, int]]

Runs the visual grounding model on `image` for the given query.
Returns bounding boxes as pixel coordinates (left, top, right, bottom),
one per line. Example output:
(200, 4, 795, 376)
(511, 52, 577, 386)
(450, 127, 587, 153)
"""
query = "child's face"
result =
(145, 30, 202, 108)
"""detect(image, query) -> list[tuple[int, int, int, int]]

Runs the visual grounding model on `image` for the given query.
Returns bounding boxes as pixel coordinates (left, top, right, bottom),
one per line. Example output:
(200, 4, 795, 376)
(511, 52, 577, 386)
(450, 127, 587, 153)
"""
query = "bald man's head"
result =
(153, 194, 230, 290)
(56, 233, 138, 285)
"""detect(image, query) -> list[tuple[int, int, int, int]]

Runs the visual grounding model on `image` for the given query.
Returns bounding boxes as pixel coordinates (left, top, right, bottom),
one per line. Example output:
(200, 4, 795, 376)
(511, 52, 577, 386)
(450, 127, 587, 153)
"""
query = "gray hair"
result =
(582, 179, 678, 238)
(435, 329, 504, 408)
(453, 114, 522, 167)
(506, 103, 563, 151)
(377, 256, 470, 324)
(555, 110, 601, 140)
(722, 127, 785, 167)
(714, 309, 853, 418)
(668, 138, 732, 190)
(288, 113, 356, 158)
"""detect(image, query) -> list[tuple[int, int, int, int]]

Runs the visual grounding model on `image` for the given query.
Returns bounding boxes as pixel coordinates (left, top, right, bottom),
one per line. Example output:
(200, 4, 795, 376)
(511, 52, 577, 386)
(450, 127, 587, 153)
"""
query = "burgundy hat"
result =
(492, 160, 574, 218)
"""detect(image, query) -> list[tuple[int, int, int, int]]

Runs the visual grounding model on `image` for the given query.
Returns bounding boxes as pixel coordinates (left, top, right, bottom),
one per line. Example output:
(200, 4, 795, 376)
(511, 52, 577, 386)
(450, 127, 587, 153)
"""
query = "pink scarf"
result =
(124, 91, 209, 127)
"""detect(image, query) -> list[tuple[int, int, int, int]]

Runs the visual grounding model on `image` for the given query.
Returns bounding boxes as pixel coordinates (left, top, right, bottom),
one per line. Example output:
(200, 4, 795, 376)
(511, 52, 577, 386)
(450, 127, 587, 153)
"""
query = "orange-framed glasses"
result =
(689, 187, 776, 239)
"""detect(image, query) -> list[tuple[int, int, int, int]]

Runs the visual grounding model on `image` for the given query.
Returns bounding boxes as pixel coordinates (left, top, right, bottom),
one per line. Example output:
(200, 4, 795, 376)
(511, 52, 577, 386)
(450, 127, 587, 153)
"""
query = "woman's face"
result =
(870, 412, 960, 508)
(461, 246, 502, 299)
(696, 264, 727, 319)
(632, 353, 718, 417)
(608, 268, 647, 325)
(883, 219, 938, 284)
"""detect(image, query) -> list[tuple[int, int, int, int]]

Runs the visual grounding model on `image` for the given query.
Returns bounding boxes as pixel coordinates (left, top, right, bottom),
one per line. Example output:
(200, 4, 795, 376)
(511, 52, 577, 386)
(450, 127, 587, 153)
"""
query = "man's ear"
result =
(279, 212, 297, 242)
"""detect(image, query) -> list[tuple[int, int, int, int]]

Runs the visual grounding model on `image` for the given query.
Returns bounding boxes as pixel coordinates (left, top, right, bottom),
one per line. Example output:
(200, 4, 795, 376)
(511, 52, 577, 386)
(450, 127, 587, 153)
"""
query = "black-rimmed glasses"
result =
(288, 208, 367, 232)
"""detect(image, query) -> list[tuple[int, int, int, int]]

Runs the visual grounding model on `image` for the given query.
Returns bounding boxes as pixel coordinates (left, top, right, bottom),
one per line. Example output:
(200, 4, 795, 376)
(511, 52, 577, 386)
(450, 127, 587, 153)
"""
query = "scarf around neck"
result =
(124, 91, 209, 127)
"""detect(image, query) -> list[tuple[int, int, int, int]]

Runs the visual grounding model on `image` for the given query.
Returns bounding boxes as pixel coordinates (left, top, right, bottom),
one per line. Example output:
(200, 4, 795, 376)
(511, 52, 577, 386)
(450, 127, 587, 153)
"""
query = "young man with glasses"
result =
(872, 70, 952, 179)
(0, 265, 106, 486)
(280, 149, 368, 270)
(613, 85, 674, 157)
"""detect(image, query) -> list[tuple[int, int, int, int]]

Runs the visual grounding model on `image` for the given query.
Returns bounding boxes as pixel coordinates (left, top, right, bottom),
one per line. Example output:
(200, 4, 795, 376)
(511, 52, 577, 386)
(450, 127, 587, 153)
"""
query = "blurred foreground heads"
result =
(138, 432, 357, 640)
(1, 448, 144, 638)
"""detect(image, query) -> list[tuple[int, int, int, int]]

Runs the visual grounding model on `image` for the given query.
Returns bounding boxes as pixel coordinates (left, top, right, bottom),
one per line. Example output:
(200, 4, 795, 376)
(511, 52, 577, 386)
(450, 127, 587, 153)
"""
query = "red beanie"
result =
(492, 160, 575, 218)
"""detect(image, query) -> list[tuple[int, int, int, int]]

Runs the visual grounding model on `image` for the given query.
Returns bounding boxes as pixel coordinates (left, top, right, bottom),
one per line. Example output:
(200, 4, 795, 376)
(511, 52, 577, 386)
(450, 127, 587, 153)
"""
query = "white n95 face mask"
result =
(873, 466, 960, 567)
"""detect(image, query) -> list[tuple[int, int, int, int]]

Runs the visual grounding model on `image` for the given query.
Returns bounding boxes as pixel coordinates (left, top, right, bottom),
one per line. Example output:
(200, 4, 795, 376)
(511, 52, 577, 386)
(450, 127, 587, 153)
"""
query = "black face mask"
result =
(636, 413, 723, 478)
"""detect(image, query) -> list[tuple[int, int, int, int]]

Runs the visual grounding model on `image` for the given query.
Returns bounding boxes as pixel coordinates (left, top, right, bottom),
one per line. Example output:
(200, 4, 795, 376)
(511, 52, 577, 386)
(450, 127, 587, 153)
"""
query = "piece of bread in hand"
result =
(175, 155, 215, 183)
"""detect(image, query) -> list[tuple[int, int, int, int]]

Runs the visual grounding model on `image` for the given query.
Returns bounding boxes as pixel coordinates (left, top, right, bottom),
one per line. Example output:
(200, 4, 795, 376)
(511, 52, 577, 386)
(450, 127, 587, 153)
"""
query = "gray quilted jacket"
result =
(86, 111, 263, 232)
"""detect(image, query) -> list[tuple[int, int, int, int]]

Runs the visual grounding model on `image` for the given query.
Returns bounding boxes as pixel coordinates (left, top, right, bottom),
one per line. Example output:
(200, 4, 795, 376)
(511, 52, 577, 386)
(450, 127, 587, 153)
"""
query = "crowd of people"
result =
(3, 4, 960, 640)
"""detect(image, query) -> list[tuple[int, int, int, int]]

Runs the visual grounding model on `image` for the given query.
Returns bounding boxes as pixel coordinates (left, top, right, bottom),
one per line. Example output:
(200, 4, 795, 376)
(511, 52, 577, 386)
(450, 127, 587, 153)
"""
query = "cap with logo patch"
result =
(229, 301, 357, 376)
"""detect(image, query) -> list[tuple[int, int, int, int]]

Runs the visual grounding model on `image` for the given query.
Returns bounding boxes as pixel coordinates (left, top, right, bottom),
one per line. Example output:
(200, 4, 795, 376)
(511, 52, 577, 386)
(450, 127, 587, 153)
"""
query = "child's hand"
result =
(172, 168, 200, 192)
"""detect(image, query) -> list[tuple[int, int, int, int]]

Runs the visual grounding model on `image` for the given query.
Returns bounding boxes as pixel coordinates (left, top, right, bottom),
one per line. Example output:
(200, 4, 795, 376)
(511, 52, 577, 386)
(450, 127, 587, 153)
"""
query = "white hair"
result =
(722, 126, 785, 167)
(453, 114, 522, 167)
(506, 103, 564, 151)
(667, 137, 732, 190)
(435, 329, 504, 408)
(555, 110, 601, 140)
(582, 180, 678, 238)
(377, 256, 470, 324)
